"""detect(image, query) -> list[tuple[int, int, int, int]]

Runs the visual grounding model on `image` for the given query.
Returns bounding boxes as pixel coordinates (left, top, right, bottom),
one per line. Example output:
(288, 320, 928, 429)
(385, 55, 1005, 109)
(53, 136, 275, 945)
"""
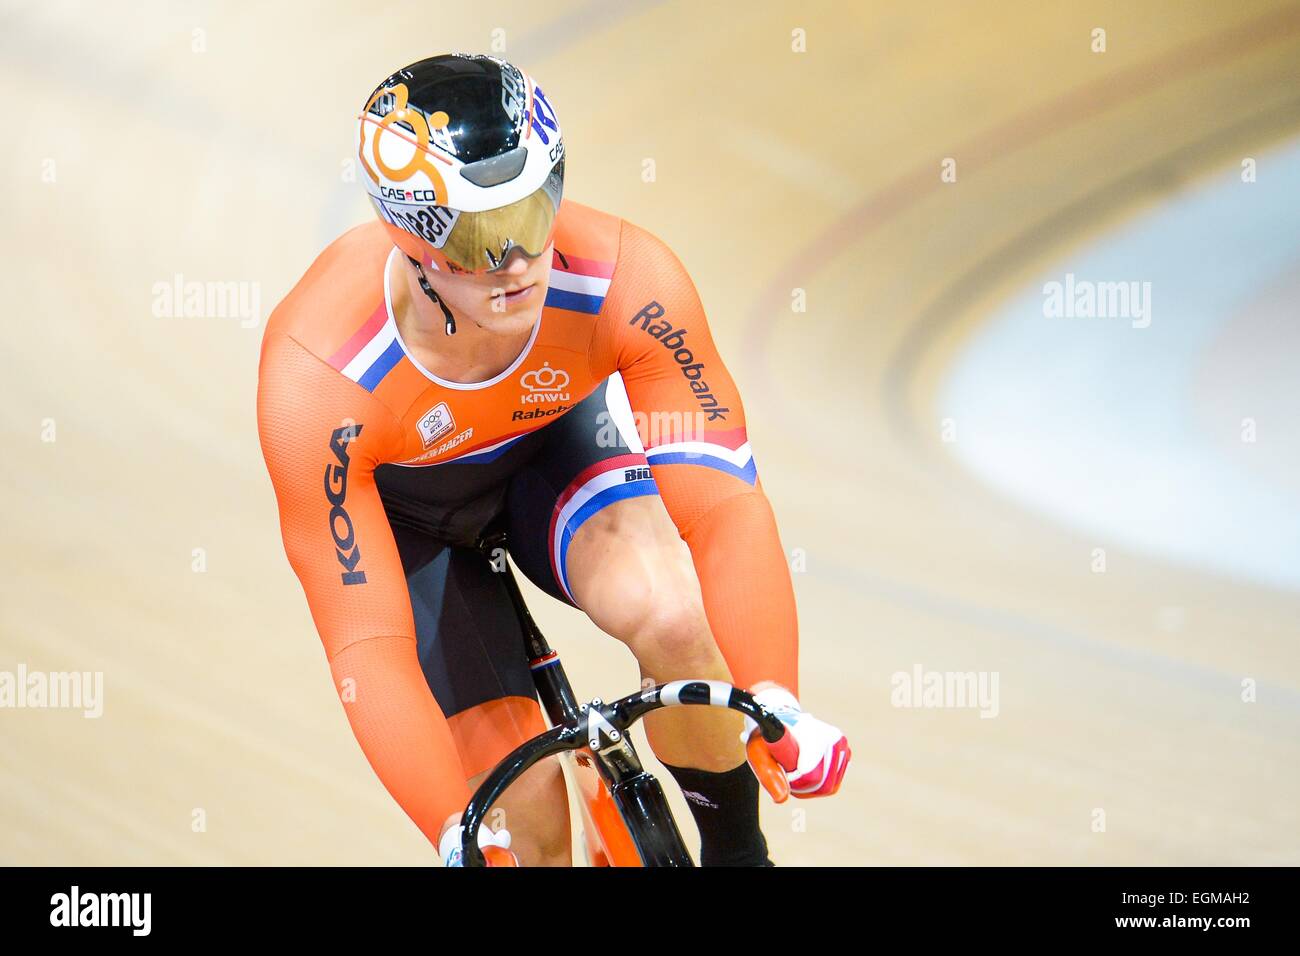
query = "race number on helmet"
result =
(357, 53, 565, 274)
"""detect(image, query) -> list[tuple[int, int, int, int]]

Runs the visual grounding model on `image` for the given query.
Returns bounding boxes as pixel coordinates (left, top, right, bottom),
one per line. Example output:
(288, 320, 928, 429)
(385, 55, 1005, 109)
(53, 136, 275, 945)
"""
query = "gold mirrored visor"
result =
(371, 172, 562, 275)
(439, 183, 558, 273)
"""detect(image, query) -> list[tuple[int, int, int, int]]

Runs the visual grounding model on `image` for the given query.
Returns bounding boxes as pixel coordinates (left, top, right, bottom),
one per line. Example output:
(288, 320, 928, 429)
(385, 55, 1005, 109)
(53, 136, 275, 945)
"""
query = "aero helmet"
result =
(357, 53, 565, 277)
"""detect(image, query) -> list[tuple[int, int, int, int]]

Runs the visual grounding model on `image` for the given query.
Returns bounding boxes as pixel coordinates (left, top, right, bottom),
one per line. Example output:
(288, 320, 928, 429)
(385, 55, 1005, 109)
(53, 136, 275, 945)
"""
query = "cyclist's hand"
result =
(438, 814, 517, 867)
(742, 684, 851, 799)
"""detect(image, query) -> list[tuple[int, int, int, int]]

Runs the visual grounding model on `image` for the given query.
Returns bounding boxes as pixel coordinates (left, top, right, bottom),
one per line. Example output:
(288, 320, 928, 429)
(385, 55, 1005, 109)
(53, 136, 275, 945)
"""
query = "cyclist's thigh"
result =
(390, 524, 546, 778)
(505, 374, 660, 606)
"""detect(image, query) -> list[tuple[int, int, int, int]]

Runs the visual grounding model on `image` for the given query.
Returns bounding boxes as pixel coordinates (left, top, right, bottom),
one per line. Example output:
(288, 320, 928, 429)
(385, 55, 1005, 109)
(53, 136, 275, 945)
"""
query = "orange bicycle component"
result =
(571, 753, 642, 867)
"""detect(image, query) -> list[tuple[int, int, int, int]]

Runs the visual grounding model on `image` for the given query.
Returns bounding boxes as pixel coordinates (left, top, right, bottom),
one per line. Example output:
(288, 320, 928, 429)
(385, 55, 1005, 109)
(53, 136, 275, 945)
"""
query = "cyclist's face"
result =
(431, 245, 552, 336)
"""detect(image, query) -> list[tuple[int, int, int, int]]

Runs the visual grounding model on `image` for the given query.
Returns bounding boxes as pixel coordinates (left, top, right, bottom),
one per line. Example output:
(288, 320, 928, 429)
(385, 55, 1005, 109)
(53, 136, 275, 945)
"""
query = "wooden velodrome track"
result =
(3, 1, 1298, 864)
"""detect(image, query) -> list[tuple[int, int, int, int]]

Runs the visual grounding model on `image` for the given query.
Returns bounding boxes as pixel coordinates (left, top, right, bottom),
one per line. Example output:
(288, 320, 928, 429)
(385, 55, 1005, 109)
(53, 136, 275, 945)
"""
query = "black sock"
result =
(661, 761, 773, 866)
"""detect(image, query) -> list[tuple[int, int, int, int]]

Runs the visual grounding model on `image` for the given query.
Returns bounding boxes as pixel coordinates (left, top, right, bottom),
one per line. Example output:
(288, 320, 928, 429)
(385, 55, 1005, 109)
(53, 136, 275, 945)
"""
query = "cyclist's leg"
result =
(506, 376, 743, 766)
(506, 377, 768, 864)
(563, 496, 743, 769)
(391, 524, 570, 866)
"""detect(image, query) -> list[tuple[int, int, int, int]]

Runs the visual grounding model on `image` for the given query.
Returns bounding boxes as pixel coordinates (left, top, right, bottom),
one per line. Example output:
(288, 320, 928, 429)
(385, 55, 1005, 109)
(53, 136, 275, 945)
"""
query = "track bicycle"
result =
(459, 530, 791, 867)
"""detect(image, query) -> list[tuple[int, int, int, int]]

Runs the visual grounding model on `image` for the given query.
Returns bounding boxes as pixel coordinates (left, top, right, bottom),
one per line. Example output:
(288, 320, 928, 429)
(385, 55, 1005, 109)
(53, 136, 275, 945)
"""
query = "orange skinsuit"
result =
(257, 201, 798, 847)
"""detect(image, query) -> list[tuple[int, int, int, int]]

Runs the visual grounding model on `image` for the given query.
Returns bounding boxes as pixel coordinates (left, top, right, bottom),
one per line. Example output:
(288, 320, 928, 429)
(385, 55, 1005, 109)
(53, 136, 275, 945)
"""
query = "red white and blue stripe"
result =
(548, 454, 658, 603)
(390, 430, 534, 469)
(545, 252, 613, 315)
(644, 427, 757, 485)
(327, 303, 405, 393)
(441, 432, 529, 464)
(529, 651, 561, 673)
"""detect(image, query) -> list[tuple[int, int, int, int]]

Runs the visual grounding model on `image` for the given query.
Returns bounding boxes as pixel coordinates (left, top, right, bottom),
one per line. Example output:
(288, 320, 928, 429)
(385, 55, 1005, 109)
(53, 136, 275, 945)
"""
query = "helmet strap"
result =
(407, 256, 457, 335)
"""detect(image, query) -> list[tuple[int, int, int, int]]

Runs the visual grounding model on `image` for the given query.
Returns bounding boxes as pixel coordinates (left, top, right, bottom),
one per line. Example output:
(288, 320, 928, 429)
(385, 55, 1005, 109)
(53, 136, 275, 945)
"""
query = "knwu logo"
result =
(520, 362, 570, 404)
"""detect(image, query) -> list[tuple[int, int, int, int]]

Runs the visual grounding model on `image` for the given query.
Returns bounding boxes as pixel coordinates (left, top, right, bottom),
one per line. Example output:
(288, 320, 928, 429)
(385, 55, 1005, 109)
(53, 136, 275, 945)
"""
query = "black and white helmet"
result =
(357, 53, 565, 274)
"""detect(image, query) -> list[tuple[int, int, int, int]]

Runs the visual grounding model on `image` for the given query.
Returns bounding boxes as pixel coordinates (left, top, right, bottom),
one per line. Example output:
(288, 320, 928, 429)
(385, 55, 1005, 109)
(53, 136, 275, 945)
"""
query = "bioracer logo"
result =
(325, 424, 367, 586)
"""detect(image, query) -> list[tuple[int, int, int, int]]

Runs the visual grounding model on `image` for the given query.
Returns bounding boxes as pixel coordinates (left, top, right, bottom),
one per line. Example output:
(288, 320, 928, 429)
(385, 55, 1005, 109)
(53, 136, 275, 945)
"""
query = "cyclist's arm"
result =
(257, 330, 469, 847)
(592, 220, 798, 694)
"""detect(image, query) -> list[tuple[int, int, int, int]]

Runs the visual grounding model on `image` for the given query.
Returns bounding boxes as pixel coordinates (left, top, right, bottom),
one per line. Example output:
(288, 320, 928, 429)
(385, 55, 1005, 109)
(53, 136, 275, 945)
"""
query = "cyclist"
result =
(257, 53, 850, 866)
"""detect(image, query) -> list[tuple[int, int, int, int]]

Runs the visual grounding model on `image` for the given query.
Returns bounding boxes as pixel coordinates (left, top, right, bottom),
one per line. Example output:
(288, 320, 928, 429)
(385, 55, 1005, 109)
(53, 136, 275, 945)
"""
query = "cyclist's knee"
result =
(625, 593, 715, 664)
(514, 826, 571, 867)
(501, 757, 572, 867)
(567, 497, 717, 666)
(605, 582, 725, 683)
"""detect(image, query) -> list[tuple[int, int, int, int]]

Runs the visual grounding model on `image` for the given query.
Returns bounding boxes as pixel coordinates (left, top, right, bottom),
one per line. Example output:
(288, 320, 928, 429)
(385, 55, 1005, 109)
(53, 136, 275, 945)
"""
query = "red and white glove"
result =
(742, 686, 850, 798)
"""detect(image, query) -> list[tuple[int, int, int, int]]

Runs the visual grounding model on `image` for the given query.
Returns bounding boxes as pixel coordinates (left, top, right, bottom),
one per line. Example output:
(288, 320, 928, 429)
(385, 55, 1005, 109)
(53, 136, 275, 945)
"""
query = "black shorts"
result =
(374, 376, 657, 721)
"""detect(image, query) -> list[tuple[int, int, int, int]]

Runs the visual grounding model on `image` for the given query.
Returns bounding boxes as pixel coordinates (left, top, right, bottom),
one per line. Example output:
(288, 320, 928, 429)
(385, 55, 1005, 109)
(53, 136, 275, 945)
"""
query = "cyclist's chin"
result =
(473, 307, 541, 337)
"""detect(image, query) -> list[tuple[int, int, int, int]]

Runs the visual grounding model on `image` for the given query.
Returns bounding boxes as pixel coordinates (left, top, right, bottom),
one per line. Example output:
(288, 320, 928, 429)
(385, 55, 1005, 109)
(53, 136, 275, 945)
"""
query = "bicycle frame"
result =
(462, 532, 788, 867)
